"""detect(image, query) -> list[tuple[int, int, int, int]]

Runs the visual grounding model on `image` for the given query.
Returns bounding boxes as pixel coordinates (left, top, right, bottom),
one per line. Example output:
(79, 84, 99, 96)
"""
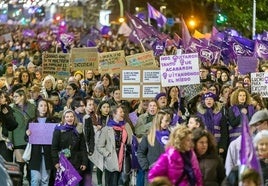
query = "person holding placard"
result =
(25, 99, 58, 186)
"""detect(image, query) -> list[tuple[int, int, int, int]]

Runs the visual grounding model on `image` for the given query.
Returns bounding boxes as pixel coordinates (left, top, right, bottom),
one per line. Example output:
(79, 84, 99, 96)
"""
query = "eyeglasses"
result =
(65, 87, 73, 90)
(13, 95, 20, 98)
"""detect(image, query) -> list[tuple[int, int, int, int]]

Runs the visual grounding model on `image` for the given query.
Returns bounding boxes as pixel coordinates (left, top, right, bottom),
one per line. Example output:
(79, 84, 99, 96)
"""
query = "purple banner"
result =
(29, 123, 58, 145)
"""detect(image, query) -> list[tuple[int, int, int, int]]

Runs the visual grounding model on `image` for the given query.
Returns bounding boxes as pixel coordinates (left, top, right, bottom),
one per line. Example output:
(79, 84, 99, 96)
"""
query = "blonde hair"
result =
(147, 111, 171, 146)
(230, 88, 251, 106)
(166, 125, 192, 151)
(61, 109, 78, 126)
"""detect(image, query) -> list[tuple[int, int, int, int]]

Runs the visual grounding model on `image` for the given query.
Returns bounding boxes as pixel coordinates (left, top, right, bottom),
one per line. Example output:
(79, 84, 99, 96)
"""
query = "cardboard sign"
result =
(99, 50, 126, 73)
(70, 47, 98, 71)
(120, 67, 161, 100)
(42, 53, 70, 79)
(160, 53, 200, 87)
(251, 72, 268, 97)
(29, 123, 58, 145)
(125, 51, 156, 67)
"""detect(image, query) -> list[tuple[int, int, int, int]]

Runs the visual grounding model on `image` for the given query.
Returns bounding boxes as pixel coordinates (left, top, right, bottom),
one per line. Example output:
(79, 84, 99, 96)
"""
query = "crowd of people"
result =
(0, 23, 267, 186)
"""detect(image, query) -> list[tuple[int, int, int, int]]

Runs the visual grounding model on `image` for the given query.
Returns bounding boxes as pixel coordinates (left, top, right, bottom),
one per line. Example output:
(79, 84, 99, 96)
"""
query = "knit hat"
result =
(202, 92, 216, 100)
(74, 71, 84, 78)
(249, 109, 268, 126)
(155, 92, 167, 101)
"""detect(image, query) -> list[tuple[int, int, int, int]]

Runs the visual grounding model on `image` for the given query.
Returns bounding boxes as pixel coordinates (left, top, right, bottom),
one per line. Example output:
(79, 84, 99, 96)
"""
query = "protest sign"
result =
(70, 47, 98, 71)
(237, 56, 258, 75)
(125, 51, 156, 67)
(121, 67, 161, 100)
(99, 50, 126, 73)
(29, 123, 58, 145)
(251, 72, 268, 97)
(42, 53, 70, 79)
(180, 84, 203, 102)
(160, 53, 200, 87)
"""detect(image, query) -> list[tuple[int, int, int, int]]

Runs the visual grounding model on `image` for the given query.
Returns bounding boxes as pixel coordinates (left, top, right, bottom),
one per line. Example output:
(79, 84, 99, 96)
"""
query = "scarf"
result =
(54, 124, 79, 136)
(146, 114, 154, 123)
(155, 130, 170, 146)
(112, 125, 128, 172)
(107, 118, 125, 127)
(204, 108, 215, 134)
(180, 151, 196, 186)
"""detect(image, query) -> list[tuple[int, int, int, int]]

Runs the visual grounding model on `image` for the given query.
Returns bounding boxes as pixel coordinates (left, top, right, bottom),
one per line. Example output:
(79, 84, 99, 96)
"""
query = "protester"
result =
(137, 110, 171, 186)
(51, 109, 88, 185)
(148, 125, 202, 186)
(192, 128, 226, 185)
(25, 99, 57, 186)
(97, 105, 133, 186)
(187, 115, 205, 130)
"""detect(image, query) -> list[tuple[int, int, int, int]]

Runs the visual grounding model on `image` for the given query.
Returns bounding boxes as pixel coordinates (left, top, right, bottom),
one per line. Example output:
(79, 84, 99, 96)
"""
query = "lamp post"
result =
(252, 0, 256, 39)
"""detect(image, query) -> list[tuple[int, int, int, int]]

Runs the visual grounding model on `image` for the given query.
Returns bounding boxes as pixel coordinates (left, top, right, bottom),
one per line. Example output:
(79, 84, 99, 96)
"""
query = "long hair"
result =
(230, 88, 251, 106)
(147, 110, 171, 146)
(192, 128, 217, 155)
(36, 98, 51, 118)
(166, 125, 192, 151)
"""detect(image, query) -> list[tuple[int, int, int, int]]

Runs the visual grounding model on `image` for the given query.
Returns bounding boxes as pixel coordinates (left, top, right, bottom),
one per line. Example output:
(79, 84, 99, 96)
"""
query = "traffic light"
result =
(216, 13, 227, 24)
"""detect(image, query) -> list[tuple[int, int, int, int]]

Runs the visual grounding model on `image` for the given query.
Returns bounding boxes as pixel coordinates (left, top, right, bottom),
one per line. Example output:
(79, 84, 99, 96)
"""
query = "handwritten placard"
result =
(125, 51, 156, 67)
(251, 72, 268, 97)
(70, 47, 98, 71)
(160, 53, 200, 87)
(99, 50, 126, 73)
(42, 53, 70, 79)
(29, 123, 58, 145)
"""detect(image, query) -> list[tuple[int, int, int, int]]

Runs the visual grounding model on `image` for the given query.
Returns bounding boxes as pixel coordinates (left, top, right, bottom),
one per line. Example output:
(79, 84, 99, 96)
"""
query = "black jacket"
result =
(0, 104, 18, 137)
(83, 116, 95, 155)
(51, 127, 88, 171)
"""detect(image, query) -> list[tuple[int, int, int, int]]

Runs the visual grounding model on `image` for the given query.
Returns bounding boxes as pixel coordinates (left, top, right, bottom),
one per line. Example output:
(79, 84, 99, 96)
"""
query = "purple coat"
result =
(148, 147, 203, 186)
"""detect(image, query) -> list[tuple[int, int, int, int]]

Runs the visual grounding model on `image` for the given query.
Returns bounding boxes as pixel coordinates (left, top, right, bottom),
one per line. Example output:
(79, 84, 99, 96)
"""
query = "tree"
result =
(215, 0, 268, 37)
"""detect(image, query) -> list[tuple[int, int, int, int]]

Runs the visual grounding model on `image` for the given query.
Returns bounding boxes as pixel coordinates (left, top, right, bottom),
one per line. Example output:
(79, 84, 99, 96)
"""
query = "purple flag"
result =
(254, 40, 268, 60)
(54, 153, 82, 186)
(196, 45, 221, 64)
(147, 3, 167, 28)
(126, 12, 153, 41)
(181, 17, 191, 49)
(173, 33, 182, 48)
(152, 39, 165, 56)
(233, 36, 254, 51)
(131, 135, 141, 169)
(239, 114, 262, 176)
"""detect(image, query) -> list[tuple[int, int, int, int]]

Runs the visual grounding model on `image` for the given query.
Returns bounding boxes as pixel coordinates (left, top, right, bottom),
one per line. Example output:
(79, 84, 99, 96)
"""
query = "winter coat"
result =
(148, 147, 203, 186)
(197, 153, 225, 186)
(9, 102, 36, 147)
(96, 122, 133, 172)
(51, 123, 88, 172)
(137, 136, 165, 171)
(83, 115, 95, 155)
(26, 118, 58, 171)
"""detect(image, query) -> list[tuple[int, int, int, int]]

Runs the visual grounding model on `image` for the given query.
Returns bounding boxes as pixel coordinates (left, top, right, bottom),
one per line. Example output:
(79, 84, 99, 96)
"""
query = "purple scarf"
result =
(204, 108, 215, 134)
(155, 130, 170, 146)
(107, 119, 125, 127)
(54, 124, 79, 136)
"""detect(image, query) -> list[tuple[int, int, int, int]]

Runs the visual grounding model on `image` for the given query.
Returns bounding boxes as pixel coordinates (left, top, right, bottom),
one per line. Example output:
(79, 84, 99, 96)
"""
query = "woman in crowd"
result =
(137, 110, 171, 186)
(228, 88, 255, 142)
(135, 100, 159, 140)
(167, 86, 188, 124)
(51, 109, 88, 185)
(253, 130, 268, 185)
(95, 100, 111, 186)
(251, 93, 266, 111)
(187, 115, 205, 131)
(61, 82, 80, 107)
(10, 88, 36, 184)
(25, 99, 58, 186)
(97, 105, 133, 186)
(192, 128, 225, 185)
(100, 73, 114, 97)
(148, 125, 202, 186)
(0, 90, 18, 162)
(196, 92, 229, 157)
(41, 75, 56, 98)
(108, 87, 131, 113)
(18, 70, 32, 89)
